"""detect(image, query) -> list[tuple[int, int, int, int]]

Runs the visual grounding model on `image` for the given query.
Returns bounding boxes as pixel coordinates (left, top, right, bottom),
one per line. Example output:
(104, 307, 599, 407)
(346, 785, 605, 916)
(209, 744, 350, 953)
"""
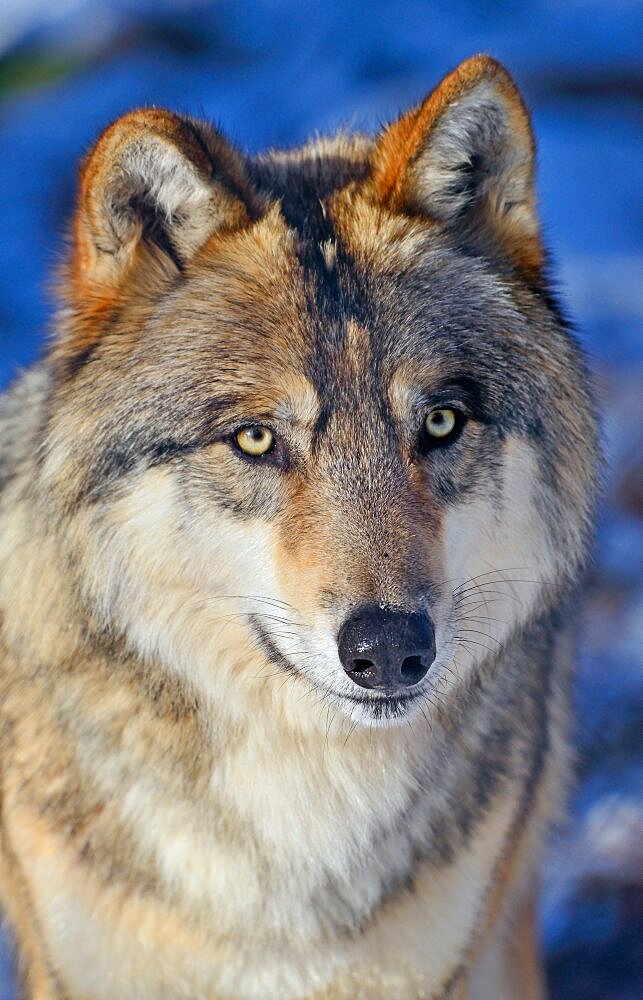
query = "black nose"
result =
(337, 606, 436, 692)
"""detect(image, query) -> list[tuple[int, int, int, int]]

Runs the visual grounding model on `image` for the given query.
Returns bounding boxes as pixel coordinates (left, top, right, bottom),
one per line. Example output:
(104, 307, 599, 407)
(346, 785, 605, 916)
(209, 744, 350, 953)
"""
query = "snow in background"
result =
(0, 3, 641, 997)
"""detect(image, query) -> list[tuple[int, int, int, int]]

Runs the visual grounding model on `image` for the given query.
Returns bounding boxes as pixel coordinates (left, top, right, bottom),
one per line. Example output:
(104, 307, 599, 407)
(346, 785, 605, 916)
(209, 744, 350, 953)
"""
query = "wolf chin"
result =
(0, 56, 599, 999)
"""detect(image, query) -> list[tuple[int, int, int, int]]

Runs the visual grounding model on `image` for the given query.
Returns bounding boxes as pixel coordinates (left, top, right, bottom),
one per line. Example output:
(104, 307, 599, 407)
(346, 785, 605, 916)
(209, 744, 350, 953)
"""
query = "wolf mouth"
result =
(249, 615, 301, 675)
(249, 615, 426, 719)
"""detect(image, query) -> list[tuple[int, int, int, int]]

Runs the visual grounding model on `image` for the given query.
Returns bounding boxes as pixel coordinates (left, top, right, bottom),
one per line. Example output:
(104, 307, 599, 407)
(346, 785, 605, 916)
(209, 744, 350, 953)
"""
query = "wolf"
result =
(0, 55, 599, 999)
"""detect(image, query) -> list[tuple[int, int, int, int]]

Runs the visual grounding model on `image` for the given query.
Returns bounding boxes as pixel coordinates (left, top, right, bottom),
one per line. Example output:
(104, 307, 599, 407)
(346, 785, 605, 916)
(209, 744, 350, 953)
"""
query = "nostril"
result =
(400, 654, 428, 686)
(338, 605, 436, 692)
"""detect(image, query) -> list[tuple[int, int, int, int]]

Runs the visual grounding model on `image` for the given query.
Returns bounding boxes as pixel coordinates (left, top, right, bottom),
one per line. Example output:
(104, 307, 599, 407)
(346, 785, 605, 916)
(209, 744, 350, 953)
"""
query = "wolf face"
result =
(42, 57, 598, 730)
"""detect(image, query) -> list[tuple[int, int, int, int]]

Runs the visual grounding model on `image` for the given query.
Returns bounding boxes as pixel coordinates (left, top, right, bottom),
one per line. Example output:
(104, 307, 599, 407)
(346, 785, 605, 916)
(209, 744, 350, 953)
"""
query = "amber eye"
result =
(235, 426, 275, 457)
(424, 408, 458, 440)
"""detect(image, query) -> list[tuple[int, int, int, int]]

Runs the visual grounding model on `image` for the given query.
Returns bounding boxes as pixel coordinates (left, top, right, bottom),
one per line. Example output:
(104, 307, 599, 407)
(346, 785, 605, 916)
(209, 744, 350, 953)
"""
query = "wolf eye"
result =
(424, 408, 458, 440)
(235, 426, 275, 457)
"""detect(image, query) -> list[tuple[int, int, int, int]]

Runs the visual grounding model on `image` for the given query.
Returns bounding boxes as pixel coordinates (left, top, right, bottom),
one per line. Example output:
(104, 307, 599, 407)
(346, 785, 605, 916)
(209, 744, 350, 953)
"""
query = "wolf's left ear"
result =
(369, 56, 543, 280)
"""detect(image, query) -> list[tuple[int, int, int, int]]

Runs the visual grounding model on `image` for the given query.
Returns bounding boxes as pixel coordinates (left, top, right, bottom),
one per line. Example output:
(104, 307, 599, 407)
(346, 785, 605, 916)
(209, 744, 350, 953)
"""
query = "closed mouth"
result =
(331, 688, 423, 722)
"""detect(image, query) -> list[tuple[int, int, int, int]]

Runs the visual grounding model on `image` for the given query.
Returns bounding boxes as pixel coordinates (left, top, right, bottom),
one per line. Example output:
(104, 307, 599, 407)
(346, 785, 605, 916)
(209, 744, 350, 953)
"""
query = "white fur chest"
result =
(20, 708, 521, 1000)
(23, 760, 518, 1000)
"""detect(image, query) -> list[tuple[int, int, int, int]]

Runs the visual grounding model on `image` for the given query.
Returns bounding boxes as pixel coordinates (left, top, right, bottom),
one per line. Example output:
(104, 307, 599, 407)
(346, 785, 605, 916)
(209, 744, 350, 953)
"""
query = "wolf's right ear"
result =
(70, 108, 260, 296)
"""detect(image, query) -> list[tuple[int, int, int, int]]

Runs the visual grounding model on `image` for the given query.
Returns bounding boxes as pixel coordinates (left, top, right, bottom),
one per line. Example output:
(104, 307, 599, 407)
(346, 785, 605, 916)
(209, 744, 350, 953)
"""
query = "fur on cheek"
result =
(73, 467, 284, 693)
(440, 438, 558, 673)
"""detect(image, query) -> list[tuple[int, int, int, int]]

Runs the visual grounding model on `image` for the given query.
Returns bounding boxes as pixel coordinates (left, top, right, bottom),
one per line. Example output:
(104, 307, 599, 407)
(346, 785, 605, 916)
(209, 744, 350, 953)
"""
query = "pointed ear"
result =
(369, 56, 543, 280)
(71, 108, 260, 295)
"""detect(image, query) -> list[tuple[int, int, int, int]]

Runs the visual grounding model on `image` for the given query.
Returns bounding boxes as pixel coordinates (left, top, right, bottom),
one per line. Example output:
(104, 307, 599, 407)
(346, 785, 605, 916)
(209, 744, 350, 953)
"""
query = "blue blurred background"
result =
(0, 2, 640, 997)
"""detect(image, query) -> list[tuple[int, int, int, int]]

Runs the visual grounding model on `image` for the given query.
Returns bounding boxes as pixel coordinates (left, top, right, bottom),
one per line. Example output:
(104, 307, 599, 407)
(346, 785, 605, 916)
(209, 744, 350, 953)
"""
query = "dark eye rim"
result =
(418, 408, 467, 453)
(230, 423, 288, 465)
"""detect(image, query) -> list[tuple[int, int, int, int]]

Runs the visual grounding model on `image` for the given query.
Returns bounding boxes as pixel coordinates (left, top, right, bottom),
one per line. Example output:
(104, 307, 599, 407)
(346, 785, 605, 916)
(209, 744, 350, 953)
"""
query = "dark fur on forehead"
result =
(247, 135, 371, 238)
(248, 137, 381, 382)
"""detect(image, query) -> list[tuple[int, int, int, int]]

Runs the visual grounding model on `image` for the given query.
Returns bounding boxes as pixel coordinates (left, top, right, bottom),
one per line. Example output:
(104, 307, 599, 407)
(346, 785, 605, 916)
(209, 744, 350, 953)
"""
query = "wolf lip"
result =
(249, 616, 295, 672)
(335, 688, 423, 722)
(329, 685, 427, 718)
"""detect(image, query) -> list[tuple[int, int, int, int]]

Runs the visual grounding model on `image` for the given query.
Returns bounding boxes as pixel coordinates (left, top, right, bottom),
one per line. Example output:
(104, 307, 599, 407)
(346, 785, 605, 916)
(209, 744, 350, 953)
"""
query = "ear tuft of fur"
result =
(72, 108, 259, 293)
(369, 56, 543, 280)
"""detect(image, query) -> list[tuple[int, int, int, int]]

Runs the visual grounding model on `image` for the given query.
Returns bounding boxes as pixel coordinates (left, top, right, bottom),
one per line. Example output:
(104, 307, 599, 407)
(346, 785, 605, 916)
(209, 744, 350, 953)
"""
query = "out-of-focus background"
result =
(0, 2, 640, 997)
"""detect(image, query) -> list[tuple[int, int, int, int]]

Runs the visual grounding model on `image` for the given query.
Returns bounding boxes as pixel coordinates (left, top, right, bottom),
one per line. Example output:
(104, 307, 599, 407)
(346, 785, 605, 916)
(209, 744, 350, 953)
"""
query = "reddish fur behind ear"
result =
(369, 55, 543, 282)
(57, 108, 259, 370)
(370, 57, 498, 210)
(75, 110, 207, 277)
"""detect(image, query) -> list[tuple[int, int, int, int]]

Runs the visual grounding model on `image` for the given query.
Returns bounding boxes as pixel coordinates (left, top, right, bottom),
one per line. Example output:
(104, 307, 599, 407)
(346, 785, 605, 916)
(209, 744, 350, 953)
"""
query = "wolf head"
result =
(42, 56, 598, 727)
